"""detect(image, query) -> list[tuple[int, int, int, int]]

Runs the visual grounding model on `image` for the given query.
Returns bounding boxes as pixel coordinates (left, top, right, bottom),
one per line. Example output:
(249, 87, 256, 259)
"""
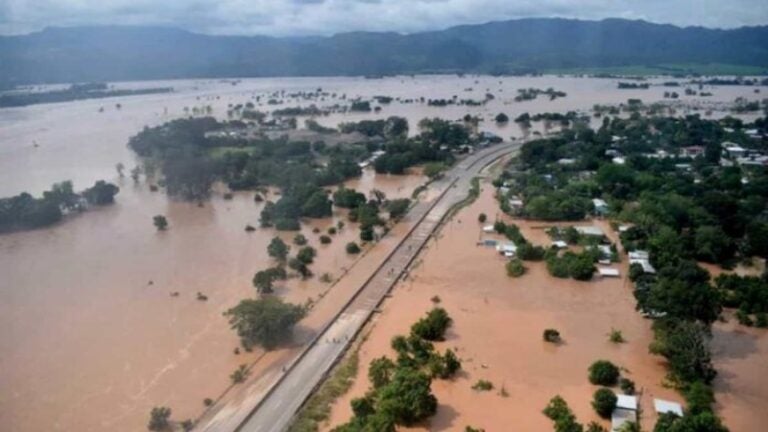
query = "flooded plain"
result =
(0, 75, 765, 431)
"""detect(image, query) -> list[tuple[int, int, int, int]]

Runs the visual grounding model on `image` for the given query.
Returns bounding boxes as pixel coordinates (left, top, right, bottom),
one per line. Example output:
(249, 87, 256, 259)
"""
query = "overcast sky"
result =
(1, 0, 767, 36)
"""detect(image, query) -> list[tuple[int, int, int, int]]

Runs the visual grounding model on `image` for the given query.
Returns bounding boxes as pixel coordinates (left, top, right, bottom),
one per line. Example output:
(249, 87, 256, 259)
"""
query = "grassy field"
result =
(545, 63, 768, 77)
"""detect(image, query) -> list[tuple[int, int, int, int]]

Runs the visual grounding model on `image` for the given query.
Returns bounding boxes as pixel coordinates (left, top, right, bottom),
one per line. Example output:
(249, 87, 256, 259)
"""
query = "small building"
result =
(629, 250, 656, 274)
(508, 198, 524, 209)
(592, 198, 609, 216)
(552, 240, 568, 249)
(598, 268, 621, 277)
(722, 142, 747, 158)
(496, 243, 518, 257)
(558, 158, 576, 165)
(612, 156, 626, 165)
(654, 399, 684, 417)
(612, 394, 638, 431)
(482, 225, 495, 233)
(575, 226, 605, 237)
(680, 146, 705, 158)
(481, 239, 498, 247)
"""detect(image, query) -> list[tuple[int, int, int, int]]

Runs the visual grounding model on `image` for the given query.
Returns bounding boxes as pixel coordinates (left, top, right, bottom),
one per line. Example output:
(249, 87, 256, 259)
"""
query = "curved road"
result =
(200, 142, 519, 432)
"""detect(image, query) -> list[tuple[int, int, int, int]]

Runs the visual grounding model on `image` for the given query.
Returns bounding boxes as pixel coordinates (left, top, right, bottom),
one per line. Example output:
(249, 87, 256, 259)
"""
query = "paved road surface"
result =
(206, 142, 519, 432)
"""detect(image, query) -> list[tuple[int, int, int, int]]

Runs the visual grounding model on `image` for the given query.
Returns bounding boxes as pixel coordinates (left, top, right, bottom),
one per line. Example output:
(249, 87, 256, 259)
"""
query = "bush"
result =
(148, 406, 172, 431)
(203, 398, 213, 407)
(346, 242, 361, 254)
(478, 213, 487, 223)
(506, 258, 526, 277)
(592, 388, 617, 418)
(411, 308, 452, 341)
(608, 328, 625, 343)
(293, 234, 308, 245)
(320, 235, 332, 244)
(619, 378, 635, 395)
(153, 215, 168, 231)
(588, 360, 620, 386)
(230, 364, 249, 384)
(472, 379, 493, 391)
(543, 328, 561, 343)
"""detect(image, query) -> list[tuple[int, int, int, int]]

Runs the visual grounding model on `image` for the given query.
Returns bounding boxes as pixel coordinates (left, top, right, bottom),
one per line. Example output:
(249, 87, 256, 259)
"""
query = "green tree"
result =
(153, 215, 168, 231)
(224, 297, 305, 350)
(506, 258, 526, 277)
(588, 360, 620, 386)
(346, 242, 361, 254)
(592, 388, 617, 418)
(411, 308, 452, 341)
(268, 237, 289, 262)
(297, 246, 317, 265)
(376, 368, 437, 425)
(369, 356, 396, 389)
(83, 180, 120, 205)
(148, 406, 171, 431)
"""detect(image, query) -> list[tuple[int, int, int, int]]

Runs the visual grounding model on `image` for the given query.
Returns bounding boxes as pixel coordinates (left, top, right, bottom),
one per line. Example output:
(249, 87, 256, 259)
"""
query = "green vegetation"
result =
(0, 180, 119, 233)
(267, 237, 290, 262)
(608, 328, 625, 344)
(471, 380, 494, 391)
(588, 360, 620, 386)
(592, 388, 617, 418)
(252, 266, 287, 294)
(503, 111, 768, 431)
(543, 396, 584, 432)
(505, 258, 526, 277)
(346, 242, 361, 254)
(153, 215, 168, 231)
(224, 297, 306, 350)
(333, 309, 459, 431)
(410, 307, 452, 341)
(230, 364, 249, 384)
(0, 83, 172, 108)
(147, 406, 172, 431)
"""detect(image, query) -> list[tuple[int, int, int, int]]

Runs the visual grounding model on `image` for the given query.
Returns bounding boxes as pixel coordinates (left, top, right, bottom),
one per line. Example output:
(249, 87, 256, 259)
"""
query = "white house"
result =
(654, 399, 684, 417)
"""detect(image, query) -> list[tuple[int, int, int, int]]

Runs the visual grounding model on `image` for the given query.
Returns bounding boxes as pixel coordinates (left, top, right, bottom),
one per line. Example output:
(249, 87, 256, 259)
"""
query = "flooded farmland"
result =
(0, 75, 765, 431)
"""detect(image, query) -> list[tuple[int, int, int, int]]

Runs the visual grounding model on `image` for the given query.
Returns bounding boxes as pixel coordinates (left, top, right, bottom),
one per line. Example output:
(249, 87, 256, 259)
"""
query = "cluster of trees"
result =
(543, 395, 610, 432)
(507, 112, 768, 431)
(339, 116, 408, 139)
(0, 83, 171, 108)
(514, 87, 567, 102)
(128, 117, 364, 207)
(224, 296, 306, 350)
(0, 180, 119, 233)
(715, 273, 768, 327)
(261, 184, 332, 230)
(333, 308, 459, 431)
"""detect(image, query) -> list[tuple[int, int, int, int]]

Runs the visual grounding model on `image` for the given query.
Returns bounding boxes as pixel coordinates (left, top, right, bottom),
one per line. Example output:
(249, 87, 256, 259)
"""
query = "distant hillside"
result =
(1, 18, 768, 86)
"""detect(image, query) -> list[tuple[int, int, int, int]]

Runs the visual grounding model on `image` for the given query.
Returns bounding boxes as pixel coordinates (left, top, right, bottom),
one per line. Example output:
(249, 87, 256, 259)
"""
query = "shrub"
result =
(592, 388, 617, 418)
(153, 215, 168, 231)
(411, 308, 452, 341)
(203, 398, 213, 407)
(320, 235, 332, 244)
(478, 213, 487, 223)
(346, 242, 361, 254)
(472, 380, 493, 391)
(588, 360, 620, 386)
(619, 378, 635, 395)
(293, 234, 308, 245)
(230, 364, 249, 384)
(148, 406, 172, 431)
(506, 258, 526, 277)
(543, 328, 561, 343)
(586, 422, 608, 432)
(608, 328, 625, 343)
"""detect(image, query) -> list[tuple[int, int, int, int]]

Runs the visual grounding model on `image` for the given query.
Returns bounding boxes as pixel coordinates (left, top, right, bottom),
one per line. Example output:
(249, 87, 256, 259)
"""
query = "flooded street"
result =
(0, 75, 765, 431)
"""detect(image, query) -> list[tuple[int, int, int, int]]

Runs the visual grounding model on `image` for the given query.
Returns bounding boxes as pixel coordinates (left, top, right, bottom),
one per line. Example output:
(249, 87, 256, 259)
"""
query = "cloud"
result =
(0, 0, 766, 35)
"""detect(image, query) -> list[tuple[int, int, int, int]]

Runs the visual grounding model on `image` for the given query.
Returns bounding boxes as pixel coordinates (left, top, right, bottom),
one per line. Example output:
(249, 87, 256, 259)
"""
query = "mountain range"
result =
(1, 18, 768, 86)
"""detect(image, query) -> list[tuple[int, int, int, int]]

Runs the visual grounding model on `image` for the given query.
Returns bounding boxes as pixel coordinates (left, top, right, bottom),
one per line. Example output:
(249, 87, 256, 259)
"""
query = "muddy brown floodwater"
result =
(0, 75, 764, 431)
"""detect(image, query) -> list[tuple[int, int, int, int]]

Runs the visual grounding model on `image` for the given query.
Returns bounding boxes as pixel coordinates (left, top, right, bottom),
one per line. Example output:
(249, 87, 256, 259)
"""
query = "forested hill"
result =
(2, 18, 768, 86)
